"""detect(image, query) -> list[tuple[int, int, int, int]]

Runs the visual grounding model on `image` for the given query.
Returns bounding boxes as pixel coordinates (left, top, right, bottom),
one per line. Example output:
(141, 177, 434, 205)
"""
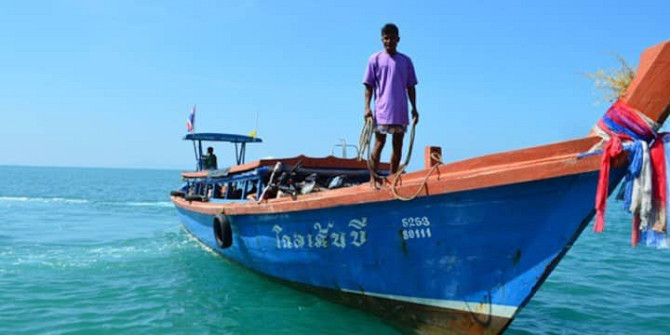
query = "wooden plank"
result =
(622, 41, 670, 124)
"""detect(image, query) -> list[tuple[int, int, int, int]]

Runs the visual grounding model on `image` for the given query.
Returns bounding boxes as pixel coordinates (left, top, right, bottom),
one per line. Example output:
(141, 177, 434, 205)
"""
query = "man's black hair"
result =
(207, 147, 214, 153)
(381, 23, 399, 36)
(382, 23, 400, 36)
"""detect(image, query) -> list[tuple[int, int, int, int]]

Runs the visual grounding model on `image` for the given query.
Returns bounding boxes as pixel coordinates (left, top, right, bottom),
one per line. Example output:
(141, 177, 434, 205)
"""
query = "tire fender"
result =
(213, 214, 233, 249)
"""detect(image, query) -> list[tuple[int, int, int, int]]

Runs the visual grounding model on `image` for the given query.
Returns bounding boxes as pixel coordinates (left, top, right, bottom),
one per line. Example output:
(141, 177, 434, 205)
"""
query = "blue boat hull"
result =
(174, 169, 624, 333)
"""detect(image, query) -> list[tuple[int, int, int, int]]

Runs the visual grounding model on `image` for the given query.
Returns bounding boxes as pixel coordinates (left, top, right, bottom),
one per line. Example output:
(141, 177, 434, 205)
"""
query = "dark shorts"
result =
(374, 124, 407, 134)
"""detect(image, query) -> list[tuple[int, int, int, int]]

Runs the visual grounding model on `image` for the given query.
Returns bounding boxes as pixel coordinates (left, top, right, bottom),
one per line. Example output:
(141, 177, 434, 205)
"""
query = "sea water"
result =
(1, 166, 668, 334)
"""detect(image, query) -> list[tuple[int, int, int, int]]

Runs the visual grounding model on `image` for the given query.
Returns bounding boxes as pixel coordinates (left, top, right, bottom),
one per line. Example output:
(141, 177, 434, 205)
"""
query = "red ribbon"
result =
(631, 216, 640, 247)
(650, 138, 667, 232)
(594, 136, 623, 232)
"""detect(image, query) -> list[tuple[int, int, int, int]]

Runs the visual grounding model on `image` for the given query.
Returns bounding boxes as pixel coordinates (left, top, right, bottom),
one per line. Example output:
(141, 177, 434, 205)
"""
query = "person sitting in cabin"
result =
(363, 23, 419, 188)
(220, 184, 228, 198)
(228, 184, 243, 199)
(245, 183, 258, 200)
(203, 146, 218, 170)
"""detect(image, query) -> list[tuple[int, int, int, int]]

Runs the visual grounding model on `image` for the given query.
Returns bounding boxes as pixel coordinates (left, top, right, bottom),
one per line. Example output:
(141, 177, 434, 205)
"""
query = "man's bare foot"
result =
(370, 176, 383, 189)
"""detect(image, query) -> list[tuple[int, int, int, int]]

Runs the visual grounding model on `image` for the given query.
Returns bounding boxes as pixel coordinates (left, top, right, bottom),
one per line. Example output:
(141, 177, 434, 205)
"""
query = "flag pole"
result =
(188, 105, 199, 170)
(192, 140, 198, 170)
(249, 110, 259, 138)
(254, 110, 259, 135)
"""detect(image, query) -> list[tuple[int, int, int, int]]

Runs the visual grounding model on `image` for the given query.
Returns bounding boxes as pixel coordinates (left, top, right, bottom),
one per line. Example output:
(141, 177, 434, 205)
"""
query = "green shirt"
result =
(203, 154, 217, 170)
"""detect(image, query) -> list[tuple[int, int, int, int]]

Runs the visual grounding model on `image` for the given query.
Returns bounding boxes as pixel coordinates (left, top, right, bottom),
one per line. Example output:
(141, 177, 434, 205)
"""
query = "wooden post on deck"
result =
(425, 146, 442, 169)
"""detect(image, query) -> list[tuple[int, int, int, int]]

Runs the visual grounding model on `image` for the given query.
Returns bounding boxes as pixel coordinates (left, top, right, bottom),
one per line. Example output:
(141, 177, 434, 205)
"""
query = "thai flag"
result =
(186, 105, 195, 133)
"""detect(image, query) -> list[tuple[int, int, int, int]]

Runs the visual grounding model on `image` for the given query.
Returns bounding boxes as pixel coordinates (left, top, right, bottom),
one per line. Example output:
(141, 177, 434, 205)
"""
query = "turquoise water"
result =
(1, 166, 668, 334)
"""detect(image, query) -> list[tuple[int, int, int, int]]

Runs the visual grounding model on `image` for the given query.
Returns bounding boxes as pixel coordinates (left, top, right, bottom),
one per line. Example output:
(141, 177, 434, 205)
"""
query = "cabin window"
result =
(187, 180, 206, 196)
(223, 181, 244, 200)
(205, 182, 214, 198)
(211, 182, 225, 199)
(245, 180, 258, 199)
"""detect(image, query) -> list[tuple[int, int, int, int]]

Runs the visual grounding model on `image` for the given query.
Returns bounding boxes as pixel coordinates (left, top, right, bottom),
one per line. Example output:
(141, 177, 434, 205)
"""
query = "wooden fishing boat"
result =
(171, 41, 670, 334)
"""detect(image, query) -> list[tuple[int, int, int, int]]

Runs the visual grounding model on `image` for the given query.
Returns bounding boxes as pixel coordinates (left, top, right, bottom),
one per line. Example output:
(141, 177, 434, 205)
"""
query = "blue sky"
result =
(1, 1, 667, 170)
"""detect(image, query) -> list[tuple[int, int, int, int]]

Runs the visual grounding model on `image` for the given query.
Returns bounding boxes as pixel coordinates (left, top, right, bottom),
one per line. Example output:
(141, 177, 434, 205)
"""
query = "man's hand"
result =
(411, 108, 419, 125)
(364, 84, 373, 122)
(364, 107, 373, 121)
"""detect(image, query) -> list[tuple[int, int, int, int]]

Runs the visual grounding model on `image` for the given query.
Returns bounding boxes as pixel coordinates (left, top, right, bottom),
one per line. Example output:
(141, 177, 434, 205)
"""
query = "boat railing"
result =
(177, 161, 382, 202)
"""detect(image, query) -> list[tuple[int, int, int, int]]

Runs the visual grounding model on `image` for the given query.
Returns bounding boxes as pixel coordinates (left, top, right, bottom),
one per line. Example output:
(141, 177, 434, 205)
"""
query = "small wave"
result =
(0, 196, 173, 208)
(125, 201, 173, 208)
(7, 230, 193, 269)
(0, 196, 89, 204)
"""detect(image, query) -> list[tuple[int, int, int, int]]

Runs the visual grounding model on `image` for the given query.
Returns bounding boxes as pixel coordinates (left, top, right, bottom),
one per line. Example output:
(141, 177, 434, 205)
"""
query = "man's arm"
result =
(408, 85, 418, 124)
(364, 84, 373, 121)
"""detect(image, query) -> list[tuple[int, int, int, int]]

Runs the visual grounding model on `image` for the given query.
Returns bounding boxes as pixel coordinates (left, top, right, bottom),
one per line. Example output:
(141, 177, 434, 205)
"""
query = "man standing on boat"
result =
(363, 23, 418, 188)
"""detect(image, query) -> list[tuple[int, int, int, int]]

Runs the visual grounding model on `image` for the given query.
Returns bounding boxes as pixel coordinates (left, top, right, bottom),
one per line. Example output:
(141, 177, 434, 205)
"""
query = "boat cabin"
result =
(175, 133, 389, 202)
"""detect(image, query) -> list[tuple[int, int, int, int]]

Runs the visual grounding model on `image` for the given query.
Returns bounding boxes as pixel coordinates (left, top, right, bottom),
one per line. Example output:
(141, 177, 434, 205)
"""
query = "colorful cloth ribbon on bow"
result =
(594, 100, 667, 247)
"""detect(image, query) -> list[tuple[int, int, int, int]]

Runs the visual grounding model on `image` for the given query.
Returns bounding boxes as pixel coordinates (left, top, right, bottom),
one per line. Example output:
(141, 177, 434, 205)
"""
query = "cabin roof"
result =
(183, 133, 262, 143)
(181, 155, 390, 179)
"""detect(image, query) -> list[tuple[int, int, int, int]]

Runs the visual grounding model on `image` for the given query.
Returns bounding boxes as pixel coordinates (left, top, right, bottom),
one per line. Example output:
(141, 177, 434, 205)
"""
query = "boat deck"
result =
(173, 136, 609, 216)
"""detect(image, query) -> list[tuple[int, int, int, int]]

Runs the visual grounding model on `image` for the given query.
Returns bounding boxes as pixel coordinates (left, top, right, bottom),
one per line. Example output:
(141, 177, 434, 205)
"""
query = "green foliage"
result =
(584, 54, 636, 104)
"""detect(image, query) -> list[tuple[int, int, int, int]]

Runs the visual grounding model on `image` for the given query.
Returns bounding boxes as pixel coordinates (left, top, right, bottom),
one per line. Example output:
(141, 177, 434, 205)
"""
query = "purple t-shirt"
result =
(363, 51, 418, 125)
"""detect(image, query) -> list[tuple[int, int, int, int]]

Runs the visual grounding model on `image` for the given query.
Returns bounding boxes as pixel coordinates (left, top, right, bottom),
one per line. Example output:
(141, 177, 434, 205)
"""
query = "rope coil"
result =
(358, 117, 418, 179)
(358, 116, 438, 201)
(391, 152, 443, 201)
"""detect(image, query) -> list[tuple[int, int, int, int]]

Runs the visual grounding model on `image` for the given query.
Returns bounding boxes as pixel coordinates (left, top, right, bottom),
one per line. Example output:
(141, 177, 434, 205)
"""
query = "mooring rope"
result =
(391, 152, 442, 201)
(357, 117, 373, 161)
(357, 117, 386, 180)
(358, 116, 430, 200)
(397, 117, 418, 176)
